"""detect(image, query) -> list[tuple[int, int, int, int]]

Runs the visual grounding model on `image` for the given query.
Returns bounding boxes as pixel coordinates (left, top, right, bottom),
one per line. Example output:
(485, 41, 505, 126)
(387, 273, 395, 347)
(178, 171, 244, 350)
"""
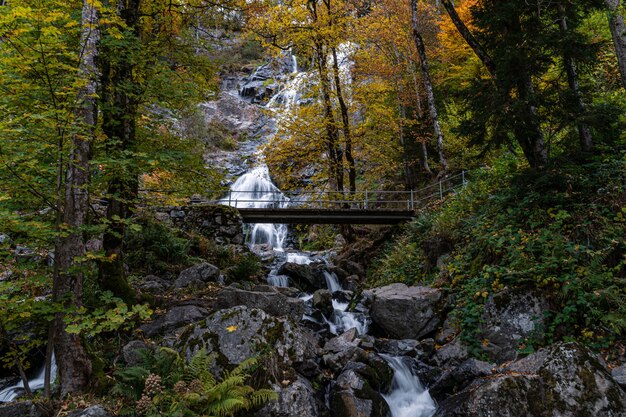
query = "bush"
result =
(226, 253, 262, 282)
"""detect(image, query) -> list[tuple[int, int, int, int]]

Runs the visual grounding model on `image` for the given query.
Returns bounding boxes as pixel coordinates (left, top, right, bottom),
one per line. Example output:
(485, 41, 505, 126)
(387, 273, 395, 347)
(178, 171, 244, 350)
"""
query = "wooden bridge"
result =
(197, 172, 467, 225)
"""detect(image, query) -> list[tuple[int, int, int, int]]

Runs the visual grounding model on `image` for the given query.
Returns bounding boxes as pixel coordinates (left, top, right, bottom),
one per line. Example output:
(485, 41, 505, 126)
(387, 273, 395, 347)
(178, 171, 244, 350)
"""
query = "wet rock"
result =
(612, 364, 626, 390)
(141, 304, 210, 337)
(174, 263, 220, 289)
(67, 406, 113, 417)
(312, 289, 333, 316)
(375, 339, 421, 357)
(215, 285, 305, 321)
(324, 346, 366, 373)
(432, 338, 469, 367)
(255, 376, 320, 417)
(366, 283, 445, 340)
(435, 342, 626, 417)
(429, 358, 494, 401)
(324, 328, 359, 354)
(177, 306, 317, 368)
(0, 401, 41, 417)
(330, 361, 392, 417)
(278, 262, 326, 292)
(478, 290, 548, 363)
(122, 340, 150, 366)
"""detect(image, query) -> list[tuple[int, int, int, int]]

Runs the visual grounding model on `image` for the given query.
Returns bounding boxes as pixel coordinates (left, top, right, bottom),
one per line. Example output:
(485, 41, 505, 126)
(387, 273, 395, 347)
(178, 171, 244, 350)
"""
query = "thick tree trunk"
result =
(331, 47, 356, 195)
(606, 0, 626, 89)
(52, 0, 98, 396)
(315, 42, 344, 193)
(408, 62, 433, 176)
(558, 6, 593, 152)
(411, 0, 448, 172)
(98, 0, 140, 303)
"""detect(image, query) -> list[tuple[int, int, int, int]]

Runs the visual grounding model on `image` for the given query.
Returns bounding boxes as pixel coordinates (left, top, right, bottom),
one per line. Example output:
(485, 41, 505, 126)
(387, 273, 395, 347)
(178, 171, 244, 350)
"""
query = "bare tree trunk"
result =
(606, 0, 626, 89)
(331, 47, 356, 194)
(558, 6, 593, 152)
(411, 0, 448, 172)
(408, 62, 433, 175)
(53, 0, 98, 395)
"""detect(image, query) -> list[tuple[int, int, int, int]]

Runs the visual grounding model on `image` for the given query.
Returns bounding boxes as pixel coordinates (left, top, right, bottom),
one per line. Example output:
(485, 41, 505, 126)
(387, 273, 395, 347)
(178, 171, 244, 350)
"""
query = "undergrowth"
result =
(370, 152, 626, 353)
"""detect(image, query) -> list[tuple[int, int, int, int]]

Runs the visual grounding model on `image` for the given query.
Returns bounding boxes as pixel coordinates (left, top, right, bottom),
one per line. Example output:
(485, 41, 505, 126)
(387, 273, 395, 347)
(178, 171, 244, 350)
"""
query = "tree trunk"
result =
(315, 42, 344, 193)
(331, 47, 356, 195)
(558, 6, 593, 152)
(98, 0, 140, 303)
(606, 0, 626, 89)
(52, 0, 98, 395)
(411, 0, 448, 172)
(408, 62, 433, 176)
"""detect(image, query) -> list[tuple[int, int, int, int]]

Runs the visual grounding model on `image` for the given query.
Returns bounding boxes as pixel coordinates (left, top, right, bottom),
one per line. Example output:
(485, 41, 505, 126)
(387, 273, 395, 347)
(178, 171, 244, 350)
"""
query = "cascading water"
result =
(320, 271, 369, 335)
(0, 355, 57, 403)
(381, 355, 436, 417)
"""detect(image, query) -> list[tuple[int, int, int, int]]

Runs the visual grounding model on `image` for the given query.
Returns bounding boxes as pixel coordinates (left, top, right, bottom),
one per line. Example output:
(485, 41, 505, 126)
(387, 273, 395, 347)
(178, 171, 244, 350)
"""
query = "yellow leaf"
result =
(226, 325, 238, 332)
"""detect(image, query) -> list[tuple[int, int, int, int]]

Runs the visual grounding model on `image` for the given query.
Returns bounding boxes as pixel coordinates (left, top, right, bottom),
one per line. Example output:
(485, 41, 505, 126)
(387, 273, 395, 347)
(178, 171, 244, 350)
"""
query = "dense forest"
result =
(0, 0, 625, 415)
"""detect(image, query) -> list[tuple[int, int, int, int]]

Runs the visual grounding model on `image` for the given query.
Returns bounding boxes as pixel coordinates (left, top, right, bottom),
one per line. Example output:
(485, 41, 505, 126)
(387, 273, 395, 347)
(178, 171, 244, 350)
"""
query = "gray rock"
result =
(0, 401, 41, 417)
(366, 283, 445, 340)
(137, 275, 170, 293)
(0, 234, 13, 245)
(435, 342, 626, 417)
(330, 361, 392, 417)
(432, 338, 469, 367)
(176, 306, 317, 368)
(435, 316, 459, 345)
(67, 406, 113, 417)
(375, 339, 421, 357)
(215, 285, 305, 321)
(429, 358, 494, 400)
(612, 364, 626, 390)
(324, 328, 359, 354)
(122, 340, 149, 366)
(174, 263, 220, 289)
(478, 290, 547, 363)
(141, 304, 210, 337)
(277, 262, 326, 292)
(323, 346, 366, 373)
(255, 376, 319, 417)
(312, 289, 333, 316)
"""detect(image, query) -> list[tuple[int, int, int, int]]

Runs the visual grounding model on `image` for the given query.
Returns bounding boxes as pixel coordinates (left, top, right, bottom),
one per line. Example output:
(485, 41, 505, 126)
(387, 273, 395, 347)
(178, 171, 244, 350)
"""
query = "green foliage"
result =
(226, 254, 262, 282)
(371, 152, 626, 350)
(113, 347, 277, 417)
(124, 215, 193, 275)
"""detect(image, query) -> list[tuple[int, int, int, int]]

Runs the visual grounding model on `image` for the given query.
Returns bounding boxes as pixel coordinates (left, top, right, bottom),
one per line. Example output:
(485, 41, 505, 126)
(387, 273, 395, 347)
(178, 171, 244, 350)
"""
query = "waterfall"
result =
(321, 271, 369, 335)
(0, 355, 57, 403)
(381, 355, 436, 417)
(291, 49, 298, 74)
(221, 164, 289, 251)
(323, 271, 342, 293)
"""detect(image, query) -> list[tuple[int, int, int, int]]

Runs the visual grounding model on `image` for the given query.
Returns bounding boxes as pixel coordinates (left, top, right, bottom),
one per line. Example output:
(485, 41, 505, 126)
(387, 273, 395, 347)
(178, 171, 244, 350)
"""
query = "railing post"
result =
(462, 170, 466, 185)
(228, 190, 231, 206)
(410, 190, 414, 210)
(439, 181, 443, 201)
(365, 191, 368, 210)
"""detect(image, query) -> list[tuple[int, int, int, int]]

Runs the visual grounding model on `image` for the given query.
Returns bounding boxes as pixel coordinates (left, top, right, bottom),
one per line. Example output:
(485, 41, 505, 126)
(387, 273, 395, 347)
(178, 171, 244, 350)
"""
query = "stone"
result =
(324, 328, 359, 354)
(278, 262, 326, 292)
(432, 338, 469, 367)
(136, 275, 170, 293)
(478, 290, 548, 363)
(67, 406, 113, 417)
(254, 376, 319, 417)
(323, 346, 366, 373)
(366, 283, 445, 340)
(141, 304, 210, 337)
(612, 364, 626, 390)
(429, 358, 494, 401)
(375, 339, 421, 357)
(0, 401, 41, 417)
(435, 316, 459, 345)
(434, 342, 626, 417)
(0, 234, 13, 246)
(330, 361, 392, 417)
(215, 285, 305, 321)
(174, 263, 220, 289)
(176, 306, 317, 368)
(312, 289, 333, 316)
(122, 340, 149, 366)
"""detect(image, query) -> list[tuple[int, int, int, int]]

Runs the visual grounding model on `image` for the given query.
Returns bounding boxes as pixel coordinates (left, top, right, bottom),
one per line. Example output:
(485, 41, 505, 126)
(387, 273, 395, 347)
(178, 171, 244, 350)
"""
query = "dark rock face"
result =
(375, 339, 421, 357)
(67, 406, 113, 417)
(313, 289, 334, 316)
(0, 402, 41, 417)
(215, 285, 305, 321)
(612, 364, 626, 390)
(366, 284, 445, 340)
(136, 275, 171, 293)
(429, 358, 494, 401)
(478, 290, 548, 363)
(435, 342, 626, 417)
(122, 340, 150, 366)
(174, 263, 220, 289)
(239, 65, 276, 103)
(255, 376, 320, 417)
(432, 338, 469, 367)
(141, 304, 210, 337)
(176, 306, 317, 368)
(278, 262, 327, 292)
(330, 359, 393, 417)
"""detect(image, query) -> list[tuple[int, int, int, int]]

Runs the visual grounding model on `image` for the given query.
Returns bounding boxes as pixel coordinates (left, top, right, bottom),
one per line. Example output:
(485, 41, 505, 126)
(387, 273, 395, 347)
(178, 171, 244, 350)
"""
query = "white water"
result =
(221, 164, 289, 251)
(0, 355, 57, 403)
(381, 355, 436, 417)
(286, 253, 312, 265)
(323, 271, 342, 293)
(267, 275, 289, 287)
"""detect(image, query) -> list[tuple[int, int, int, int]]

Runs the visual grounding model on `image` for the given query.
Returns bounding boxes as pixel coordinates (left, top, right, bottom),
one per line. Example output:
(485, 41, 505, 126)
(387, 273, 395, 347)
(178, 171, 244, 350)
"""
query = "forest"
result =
(0, 0, 625, 415)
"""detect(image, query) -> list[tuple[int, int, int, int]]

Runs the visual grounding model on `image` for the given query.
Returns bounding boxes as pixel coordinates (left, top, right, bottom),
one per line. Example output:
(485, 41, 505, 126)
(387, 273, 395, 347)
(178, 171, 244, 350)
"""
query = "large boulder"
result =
(67, 406, 113, 417)
(329, 360, 393, 417)
(215, 285, 305, 321)
(0, 401, 41, 417)
(255, 376, 320, 417)
(434, 342, 626, 417)
(141, 304, 210, 337)
(176, 306, 317, 368)
(365, 284, 445, 340)
(429, 358, 494, 401)
(278, 263, 327, 292)
(478, 290, 548, 363)
(174, 263, 220, 289)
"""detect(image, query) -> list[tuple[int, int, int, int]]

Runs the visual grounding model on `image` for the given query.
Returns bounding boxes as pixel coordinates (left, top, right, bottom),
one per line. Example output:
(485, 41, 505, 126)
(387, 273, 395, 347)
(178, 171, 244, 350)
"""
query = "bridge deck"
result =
(237, 208, 415, 224)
